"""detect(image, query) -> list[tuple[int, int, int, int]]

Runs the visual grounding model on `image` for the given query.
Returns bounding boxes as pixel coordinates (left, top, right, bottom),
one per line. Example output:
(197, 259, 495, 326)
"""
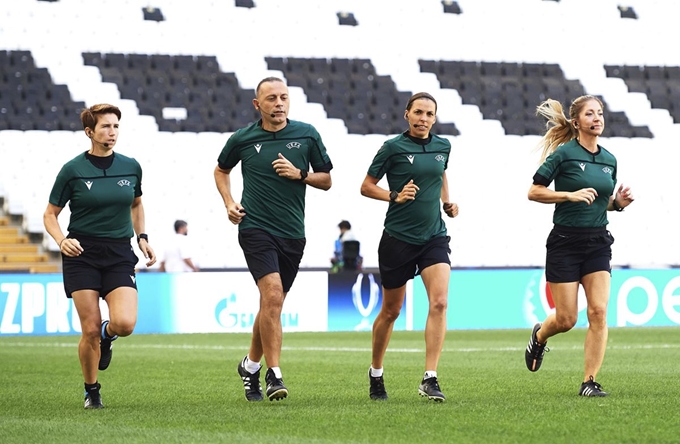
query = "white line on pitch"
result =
(2, 342, 680, 353)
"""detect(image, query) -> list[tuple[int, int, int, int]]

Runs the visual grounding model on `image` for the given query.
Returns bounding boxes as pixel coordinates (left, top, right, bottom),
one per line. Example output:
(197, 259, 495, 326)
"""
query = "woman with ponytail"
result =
(523, 95, 634, 397)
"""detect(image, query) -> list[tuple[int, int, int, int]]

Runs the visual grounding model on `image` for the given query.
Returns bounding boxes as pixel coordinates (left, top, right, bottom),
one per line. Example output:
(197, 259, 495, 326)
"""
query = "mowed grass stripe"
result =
(2, 328, 680, 444)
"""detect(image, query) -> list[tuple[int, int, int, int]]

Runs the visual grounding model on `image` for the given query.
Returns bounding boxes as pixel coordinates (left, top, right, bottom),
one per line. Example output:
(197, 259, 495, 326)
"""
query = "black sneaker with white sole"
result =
(84, 382, 104, 409)
(99, 320, 118, 371)
(418, 377, 446, 402)
(237, 356, 264, 402)
(525, 322, 548, 372)
(368, 369, 388, 400)
(265, 368, 288, 401)
(579, 376, 608, 397)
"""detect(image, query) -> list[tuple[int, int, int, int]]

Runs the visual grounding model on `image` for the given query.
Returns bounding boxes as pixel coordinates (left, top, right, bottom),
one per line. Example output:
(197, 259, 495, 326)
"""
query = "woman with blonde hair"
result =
(524, 95, 634, 397)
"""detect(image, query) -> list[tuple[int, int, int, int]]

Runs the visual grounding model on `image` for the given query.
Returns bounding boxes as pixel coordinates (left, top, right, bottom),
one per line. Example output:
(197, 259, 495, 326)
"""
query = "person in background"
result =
(360, 92, 458, 402)
(159, 219, 198, 272)
(331, 220, 358, 271)
(524, 95, 634, 397)
(43, 103, 156, 409)
(214, 77, 333, 402)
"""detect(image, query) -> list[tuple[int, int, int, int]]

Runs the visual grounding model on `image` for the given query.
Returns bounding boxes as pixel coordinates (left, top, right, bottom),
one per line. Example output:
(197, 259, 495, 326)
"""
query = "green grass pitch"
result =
(1, 327, 679, 443)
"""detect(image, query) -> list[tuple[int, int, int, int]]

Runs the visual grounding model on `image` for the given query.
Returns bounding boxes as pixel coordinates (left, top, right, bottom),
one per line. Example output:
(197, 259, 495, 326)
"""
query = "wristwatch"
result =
(299, 169, 308, 181)
(137, 233, 149, 244)
(389, 191, 398, 202)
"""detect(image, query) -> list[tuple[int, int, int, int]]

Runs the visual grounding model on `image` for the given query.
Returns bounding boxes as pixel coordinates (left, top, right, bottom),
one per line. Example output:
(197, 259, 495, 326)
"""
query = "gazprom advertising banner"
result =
(409, 269, 680, 330)
(0, 271, 327, 336)
(2, 269, 679, 336)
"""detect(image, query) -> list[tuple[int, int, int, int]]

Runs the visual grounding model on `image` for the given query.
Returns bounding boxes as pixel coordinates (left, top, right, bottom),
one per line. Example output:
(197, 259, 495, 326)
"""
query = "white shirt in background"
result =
(162, 233, 196, 272)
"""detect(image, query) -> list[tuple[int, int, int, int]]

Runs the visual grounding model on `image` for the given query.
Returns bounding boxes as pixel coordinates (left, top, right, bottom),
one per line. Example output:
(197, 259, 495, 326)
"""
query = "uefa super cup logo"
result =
(351, 273, 380, 331)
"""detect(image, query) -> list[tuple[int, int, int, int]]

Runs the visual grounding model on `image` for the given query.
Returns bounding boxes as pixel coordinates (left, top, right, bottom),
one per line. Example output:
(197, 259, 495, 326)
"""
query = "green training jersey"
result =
(217, 119, 333, 239)
(367, 133, 450, 245)
(534, 139, 617, 228)
(48, 152, 143, 239)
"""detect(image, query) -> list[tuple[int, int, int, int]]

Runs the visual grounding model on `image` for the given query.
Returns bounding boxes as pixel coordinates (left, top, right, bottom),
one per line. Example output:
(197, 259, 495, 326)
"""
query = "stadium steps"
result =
(0, 216, 60, 273)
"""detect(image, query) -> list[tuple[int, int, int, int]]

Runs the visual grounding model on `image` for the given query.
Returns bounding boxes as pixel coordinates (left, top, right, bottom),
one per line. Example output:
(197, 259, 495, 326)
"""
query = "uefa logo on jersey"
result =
(286, 142, 301, 149)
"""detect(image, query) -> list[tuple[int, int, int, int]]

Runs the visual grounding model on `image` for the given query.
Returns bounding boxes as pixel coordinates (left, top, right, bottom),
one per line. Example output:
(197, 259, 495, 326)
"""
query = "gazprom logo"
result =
(214, 292, 298, 330)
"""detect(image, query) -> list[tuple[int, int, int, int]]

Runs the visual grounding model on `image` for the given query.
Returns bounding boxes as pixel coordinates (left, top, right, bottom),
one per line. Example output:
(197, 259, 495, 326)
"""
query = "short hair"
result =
(80, 103, 121, 131)
(174, 220, 188, 232)
(406, 92, 437, 113)
(338, 220, 351, 230)
(255, 77, 285, 97)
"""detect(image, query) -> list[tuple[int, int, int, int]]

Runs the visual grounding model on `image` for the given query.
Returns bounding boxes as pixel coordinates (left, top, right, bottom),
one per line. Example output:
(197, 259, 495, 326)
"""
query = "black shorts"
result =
(238, 228, 306, 293)
(378, 230, 451, 290)
(545, 225, 614, 283)
(62, 234, 139, 298)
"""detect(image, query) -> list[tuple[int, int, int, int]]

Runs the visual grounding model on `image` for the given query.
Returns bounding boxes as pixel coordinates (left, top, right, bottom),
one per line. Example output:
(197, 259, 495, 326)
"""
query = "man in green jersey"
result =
(361, 92, 458, 402)
(524, 95, 634, 397)
(44, 104, 156, 409)
(215, 77, 333, 401)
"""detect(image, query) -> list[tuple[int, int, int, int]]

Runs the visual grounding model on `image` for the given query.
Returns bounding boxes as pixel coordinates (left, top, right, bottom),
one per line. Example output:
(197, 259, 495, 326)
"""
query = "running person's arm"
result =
(360, 175, 418, 204)
(131, 196, 156, 266)
(214, 165, 245, 224)
(440, 171, 458, 218)
(43, 203, 83, 257)
(528, 183, 598, 205)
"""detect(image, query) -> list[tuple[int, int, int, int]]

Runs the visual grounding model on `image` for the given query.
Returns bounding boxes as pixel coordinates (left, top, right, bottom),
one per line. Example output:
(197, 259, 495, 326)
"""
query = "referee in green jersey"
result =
(215, 77, 333, 402)
(44, 104, 157, 409)
(524, 95, 634, 397)
(361, 92, 458, 402)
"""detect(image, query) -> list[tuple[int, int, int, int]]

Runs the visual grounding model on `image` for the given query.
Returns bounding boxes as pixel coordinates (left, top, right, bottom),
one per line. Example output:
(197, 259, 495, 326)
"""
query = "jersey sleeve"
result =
(217, 132, 243, 170)
(533, 149, 563, 186)
(366, 142, 391, 180)
(48, 164, 73, 208)
(134, 158, 143, 198)
(309, 126, 333, 173)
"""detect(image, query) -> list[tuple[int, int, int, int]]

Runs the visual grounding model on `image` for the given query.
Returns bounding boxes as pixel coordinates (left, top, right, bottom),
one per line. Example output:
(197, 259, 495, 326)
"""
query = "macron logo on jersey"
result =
(84, 181, 93, 190)
(579, 163, 586, 171)
(130, 275, 136, 284)
(254, 144, 262, 153)
(407, 155, 415, 164)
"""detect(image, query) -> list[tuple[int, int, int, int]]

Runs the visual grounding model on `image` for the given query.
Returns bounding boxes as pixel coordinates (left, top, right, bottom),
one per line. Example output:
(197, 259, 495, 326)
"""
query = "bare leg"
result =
(104, 287, 138, 337)
(255, 273, 285, 368)
(580, 271, 610, 381)
(535, 282, 579, 344)
(420, 263, 450, 372)
(371, 285, 406, 369)
(71, 290, 103, 384)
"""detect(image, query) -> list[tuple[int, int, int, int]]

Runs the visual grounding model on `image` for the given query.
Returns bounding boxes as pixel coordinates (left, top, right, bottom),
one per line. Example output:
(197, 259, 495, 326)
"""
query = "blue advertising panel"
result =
(327, 270, 408, 332)
(0, 271, 327, 336)
(411, 268, 680, 330)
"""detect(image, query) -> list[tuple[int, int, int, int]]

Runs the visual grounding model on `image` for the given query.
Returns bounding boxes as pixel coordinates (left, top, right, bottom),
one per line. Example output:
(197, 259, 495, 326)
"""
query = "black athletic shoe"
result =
(84, 382, 104, 409)
(237, 356, 264, 402)
(525, 322, 548, 372)
(99, 320, 118, 371)
(418, 376, 446, 402)
(368, 369, 388, 400)
(265, 368, 288, 401)
(579, 376, 608, 397)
